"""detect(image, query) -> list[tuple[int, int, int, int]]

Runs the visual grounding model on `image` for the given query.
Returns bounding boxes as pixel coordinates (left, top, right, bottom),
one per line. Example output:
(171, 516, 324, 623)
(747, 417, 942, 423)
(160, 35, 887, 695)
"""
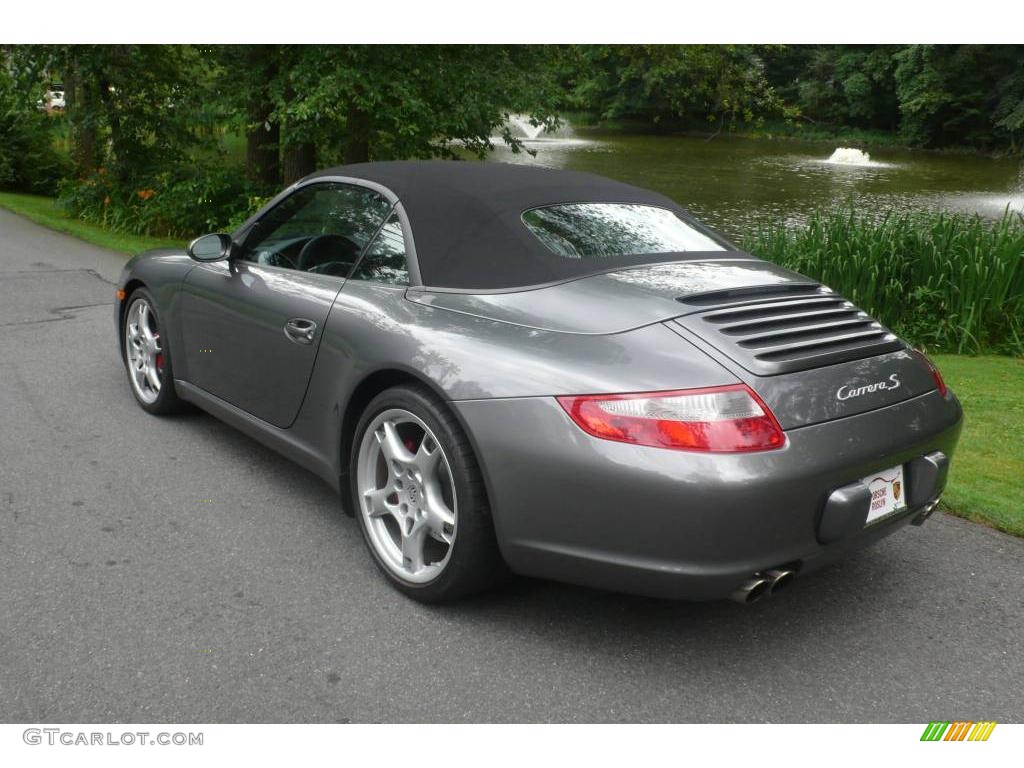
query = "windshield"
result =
(522, 203, 726, 259)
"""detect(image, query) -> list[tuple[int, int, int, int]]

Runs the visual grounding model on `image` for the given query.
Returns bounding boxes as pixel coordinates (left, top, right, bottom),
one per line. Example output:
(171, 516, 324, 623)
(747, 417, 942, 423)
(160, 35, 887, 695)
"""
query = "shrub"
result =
(136, 167, 256, 236)
(59, 164, 262, 239)
(0, 78, 72, 195)
(743, 209, 1024, 355)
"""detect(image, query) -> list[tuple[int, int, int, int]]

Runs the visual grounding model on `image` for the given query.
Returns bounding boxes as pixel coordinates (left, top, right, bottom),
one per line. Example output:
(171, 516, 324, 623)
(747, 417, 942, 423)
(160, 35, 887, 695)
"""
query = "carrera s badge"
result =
(836, 373, 901, 401)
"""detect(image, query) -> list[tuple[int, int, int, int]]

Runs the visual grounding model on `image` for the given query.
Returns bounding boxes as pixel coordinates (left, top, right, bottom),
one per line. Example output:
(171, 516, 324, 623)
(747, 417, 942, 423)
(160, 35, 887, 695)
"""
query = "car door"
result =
(180, 182, 394, 428)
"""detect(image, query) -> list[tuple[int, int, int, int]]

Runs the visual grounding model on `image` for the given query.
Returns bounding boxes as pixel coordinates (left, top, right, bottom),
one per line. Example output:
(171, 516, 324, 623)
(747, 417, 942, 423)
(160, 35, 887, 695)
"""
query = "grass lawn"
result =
(0, 191, 182, 255)
(934, 354, 1024, 537)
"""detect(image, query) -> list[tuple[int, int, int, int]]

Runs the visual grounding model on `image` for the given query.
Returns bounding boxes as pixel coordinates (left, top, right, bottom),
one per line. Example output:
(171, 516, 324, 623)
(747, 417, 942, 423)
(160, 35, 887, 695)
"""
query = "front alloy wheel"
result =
(121, 287, 186, 415)
(124, 297, 164, 404)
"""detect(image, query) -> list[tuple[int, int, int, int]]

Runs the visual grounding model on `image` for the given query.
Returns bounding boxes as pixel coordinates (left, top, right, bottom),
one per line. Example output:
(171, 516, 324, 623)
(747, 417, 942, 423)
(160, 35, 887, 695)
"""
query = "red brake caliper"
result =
(154, 333, 164, 374)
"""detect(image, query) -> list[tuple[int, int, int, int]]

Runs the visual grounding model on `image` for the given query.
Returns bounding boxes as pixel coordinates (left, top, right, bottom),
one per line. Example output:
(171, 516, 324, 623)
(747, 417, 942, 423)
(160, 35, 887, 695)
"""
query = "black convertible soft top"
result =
(308, 160, 733, 291)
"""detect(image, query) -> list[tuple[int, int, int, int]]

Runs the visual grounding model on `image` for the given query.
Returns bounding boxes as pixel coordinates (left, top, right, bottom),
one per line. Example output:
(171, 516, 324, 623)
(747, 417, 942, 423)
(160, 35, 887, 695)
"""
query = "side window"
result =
(241, 183, 393, 276)
(350, 211, 410, 285)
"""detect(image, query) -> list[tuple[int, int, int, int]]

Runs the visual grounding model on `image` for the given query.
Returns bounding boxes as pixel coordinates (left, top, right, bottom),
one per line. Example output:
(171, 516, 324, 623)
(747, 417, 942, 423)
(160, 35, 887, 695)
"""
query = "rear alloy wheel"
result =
(351, 385, 504, 602)
(357, 408, 457, 583)
(122, 288, 186, 414)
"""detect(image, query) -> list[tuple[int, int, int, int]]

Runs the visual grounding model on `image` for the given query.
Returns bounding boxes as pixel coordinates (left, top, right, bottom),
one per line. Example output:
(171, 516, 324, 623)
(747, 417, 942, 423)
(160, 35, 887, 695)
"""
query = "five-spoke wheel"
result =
(124, 297, 164, 404)
(357, 408, 458, 583)
(351, 385, 504, 602)
(121, 287, 185, 415)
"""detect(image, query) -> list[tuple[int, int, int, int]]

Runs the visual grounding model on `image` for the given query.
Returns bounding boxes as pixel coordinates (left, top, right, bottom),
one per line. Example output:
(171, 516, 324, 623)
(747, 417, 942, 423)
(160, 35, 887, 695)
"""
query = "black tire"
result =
(121, 287, 188, 415)
(350, 384, 506, 603)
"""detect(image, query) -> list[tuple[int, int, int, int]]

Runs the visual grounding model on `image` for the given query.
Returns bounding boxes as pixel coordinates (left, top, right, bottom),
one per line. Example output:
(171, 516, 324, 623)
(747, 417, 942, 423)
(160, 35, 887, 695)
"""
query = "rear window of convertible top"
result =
(521, 203, 726, 260)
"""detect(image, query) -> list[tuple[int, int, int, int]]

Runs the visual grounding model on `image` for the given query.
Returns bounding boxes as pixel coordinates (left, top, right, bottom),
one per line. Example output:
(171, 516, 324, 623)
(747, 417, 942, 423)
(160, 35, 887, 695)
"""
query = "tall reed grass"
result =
(743, 209, 1024, 355)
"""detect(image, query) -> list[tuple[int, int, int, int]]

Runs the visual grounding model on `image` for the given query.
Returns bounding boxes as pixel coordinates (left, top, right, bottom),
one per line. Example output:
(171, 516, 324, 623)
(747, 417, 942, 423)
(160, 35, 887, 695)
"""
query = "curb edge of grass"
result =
(0, 192, 183, 256)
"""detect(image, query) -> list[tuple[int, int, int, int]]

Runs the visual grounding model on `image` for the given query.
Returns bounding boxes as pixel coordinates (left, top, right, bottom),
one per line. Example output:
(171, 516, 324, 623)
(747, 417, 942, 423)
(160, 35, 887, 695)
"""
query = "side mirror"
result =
(187, 233, 233, 262)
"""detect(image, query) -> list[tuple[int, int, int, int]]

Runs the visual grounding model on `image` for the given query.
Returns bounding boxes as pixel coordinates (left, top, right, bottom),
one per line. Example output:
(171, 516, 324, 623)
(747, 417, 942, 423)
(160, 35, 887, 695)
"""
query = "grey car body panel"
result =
(746, 348, 937, 430)
(407, 258, 809, 335)
(179, 260, 344, 428)
(667, 323, 937, 430)
(116, 249, 194, 374)
(323, 280, 739, 400)
(114, 164, 964, 601)
(454, 389, 962, 600)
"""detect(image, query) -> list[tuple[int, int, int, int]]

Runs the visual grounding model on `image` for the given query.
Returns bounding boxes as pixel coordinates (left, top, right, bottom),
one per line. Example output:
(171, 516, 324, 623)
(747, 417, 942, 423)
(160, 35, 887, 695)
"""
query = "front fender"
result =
(114, 249, 196, 377)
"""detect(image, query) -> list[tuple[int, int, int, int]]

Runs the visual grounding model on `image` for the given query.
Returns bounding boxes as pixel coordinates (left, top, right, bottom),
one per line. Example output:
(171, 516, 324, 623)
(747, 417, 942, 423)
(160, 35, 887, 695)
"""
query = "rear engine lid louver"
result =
(673, 284, 902, 376)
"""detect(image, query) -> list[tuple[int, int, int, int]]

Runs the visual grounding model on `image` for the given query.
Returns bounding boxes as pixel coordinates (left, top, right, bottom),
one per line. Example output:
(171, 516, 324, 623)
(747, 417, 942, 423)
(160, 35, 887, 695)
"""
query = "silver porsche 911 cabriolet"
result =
(114, 161, 962, 604)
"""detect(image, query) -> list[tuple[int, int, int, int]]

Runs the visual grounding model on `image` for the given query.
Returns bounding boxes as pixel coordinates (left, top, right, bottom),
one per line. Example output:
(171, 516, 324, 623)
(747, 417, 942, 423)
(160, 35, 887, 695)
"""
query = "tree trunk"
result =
(343, 102, 371, 164)
(64, 61, 100, 176)
(246, 117, 280, 187)
(99, 74, 128, 183)
(283, 143, 317, 185)
(245, 46, 280, 187)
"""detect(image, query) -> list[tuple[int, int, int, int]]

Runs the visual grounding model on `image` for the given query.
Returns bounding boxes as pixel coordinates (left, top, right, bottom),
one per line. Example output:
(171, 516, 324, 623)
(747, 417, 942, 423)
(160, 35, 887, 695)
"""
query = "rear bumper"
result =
(454, 389, 962, 601)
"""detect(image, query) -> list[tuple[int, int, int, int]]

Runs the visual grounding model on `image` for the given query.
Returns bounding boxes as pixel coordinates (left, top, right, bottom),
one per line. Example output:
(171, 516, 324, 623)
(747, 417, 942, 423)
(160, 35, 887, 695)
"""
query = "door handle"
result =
(283, 318, 317, 345)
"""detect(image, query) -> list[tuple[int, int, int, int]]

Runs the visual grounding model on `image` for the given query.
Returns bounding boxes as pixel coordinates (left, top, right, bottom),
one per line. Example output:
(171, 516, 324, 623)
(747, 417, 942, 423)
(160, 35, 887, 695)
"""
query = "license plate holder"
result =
(862, 464, 908, 525)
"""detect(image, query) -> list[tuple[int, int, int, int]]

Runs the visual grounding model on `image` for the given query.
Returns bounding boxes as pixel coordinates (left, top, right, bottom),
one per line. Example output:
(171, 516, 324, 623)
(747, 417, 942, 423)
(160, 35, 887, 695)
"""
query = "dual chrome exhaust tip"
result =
(730, 568, 796, 604)
(731, 495, 944, 604)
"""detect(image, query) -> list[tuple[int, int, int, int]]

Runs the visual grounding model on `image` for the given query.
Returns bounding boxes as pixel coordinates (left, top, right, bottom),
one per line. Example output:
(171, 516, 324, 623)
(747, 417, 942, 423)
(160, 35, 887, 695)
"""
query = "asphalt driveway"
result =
(1, 208, 1022, 723)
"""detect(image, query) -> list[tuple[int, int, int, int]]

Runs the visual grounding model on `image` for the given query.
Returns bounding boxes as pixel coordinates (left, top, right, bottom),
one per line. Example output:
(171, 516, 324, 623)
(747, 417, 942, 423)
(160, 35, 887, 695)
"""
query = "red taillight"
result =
(556, 384, 785, 453)
(913, 349, 948, 397)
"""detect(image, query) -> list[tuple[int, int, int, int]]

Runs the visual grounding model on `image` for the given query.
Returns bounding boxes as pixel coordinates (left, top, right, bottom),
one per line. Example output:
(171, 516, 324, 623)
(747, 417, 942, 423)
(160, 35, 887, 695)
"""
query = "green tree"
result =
(894, 45, 1024, 150)
(761, 44, 1024, 151)
(0, 49, 71, 193)
(213, 44, 563, 187)
(567, 45, 787, 131)
(764, 45, 899, 130)
(15, 44, 213, 181)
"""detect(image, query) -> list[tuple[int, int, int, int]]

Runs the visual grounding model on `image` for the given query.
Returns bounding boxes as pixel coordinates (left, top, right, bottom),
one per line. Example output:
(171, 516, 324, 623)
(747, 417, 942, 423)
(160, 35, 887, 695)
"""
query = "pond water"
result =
(487, 128, 1024, 242)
